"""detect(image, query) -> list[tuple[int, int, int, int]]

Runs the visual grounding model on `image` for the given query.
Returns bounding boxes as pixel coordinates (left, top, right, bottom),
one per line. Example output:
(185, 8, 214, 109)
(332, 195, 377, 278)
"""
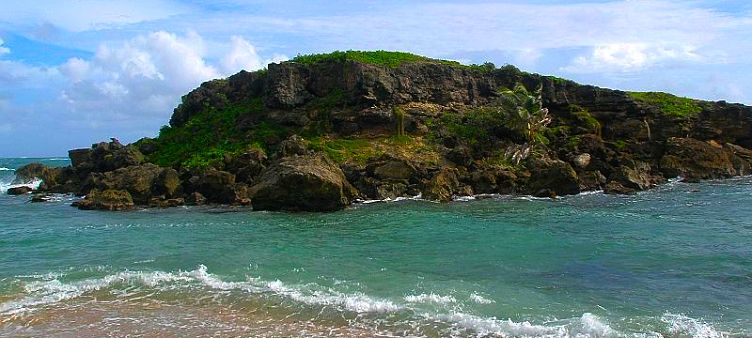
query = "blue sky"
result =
(1, 0, 751, 156)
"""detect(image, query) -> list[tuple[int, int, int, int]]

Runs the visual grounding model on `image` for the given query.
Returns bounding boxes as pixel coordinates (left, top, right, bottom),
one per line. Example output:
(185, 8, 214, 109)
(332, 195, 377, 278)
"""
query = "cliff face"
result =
(17, 54, 752, 211)
(172, 60, 752, 147)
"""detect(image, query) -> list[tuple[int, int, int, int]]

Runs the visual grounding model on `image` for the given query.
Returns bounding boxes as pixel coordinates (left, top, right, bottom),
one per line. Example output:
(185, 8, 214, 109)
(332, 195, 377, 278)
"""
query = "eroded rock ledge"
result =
(11, 53, 752, 211)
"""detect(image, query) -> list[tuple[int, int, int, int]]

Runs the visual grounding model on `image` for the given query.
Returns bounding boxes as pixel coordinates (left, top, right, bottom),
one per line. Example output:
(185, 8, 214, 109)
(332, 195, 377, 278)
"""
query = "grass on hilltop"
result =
(628, 91, 703, 118)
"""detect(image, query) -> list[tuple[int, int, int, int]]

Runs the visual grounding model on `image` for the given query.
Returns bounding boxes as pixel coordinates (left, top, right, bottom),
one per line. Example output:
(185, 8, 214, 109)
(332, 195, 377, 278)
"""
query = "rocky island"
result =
(12, 51, 752, 211)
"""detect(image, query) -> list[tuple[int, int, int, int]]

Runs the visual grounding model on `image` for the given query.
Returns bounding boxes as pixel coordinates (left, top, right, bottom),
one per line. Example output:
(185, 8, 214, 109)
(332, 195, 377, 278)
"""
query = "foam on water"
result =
(0, 265, 683, 338)
(404, 293, 457, 304)
(0, 178, 42, 194)
(0, 167, 14, 171)
(661, 313, 726, 338)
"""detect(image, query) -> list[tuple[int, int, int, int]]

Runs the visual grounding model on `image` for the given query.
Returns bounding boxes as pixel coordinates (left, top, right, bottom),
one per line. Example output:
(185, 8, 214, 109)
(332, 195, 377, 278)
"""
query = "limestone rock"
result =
(249, 154, 359, 211)
(74, 189, 135, 211)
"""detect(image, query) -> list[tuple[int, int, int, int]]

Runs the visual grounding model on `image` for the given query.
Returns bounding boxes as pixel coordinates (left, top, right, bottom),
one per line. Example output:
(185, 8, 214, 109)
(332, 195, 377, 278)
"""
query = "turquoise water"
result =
(1, 158, 751, 337)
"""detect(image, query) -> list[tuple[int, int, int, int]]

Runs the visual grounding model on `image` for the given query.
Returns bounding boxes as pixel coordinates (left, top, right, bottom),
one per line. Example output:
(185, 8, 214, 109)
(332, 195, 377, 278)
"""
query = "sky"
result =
(1, 0, 751, 156)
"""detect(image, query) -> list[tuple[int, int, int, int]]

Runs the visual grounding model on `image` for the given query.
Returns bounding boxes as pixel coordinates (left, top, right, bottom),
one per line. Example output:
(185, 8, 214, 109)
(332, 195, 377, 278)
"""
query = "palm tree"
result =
(498, 83, 552, 164)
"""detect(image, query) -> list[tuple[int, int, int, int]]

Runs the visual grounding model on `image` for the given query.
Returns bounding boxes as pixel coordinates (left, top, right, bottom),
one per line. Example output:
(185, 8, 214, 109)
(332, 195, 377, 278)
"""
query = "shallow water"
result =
(1, 158, 751, 337)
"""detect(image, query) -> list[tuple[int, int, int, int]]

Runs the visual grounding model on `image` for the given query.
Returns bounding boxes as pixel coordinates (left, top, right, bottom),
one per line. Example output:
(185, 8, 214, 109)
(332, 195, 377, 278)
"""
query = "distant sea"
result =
(1, 157, 751, 337)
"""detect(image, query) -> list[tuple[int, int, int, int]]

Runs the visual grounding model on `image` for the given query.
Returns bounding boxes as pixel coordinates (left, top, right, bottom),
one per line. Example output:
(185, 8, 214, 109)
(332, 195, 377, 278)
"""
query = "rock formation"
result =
(11, 51, 752, 211)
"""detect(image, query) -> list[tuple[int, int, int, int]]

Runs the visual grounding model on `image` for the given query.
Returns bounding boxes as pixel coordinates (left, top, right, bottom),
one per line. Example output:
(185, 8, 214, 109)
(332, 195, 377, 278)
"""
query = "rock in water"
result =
(74, 189, 135, 211)
(7, 186, 32, 195)
(660, 137, 739, 181)
(249, 154, 359, 211)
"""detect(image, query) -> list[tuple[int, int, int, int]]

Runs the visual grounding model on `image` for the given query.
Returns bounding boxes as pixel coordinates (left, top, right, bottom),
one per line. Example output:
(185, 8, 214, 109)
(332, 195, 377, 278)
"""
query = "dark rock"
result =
(31, 194, 53, 202)
(90, 141, 145, 172)
(422, 168, 472, 202)
(604, 162, 661, 194)
(68, 148, 93, 168)
(149, 197, 185, 208)
(525, 158, 580, 196)
(375, 182, 408, 200)
(577, 170, 607, 191)
(468, 168, 517, 194)
(7, 186, 32, 195)
(447, 146, 473, 167)
(13, 163, 60, 185)
(249, 154, 359, 211)
(278, 135, 309, 157)
(195, 170, 237, 204)
(660, 137, 737, 181)
(225, 148, 268, 183)
(86, 164, 180, 204)
(373, 159, 416, 181)
(74, 189, 135, 211)
(186, 192, 207, 206)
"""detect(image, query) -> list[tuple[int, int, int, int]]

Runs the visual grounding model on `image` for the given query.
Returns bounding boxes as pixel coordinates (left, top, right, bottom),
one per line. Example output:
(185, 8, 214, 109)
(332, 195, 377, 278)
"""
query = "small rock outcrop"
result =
(73, 189, 135, 211)
(249, 154, 359, 211)
(7, 186, 33, 195)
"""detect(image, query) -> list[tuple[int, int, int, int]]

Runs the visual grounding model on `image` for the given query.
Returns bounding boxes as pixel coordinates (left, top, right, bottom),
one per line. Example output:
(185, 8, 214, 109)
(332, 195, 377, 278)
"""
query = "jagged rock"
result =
(279, 135, 309, 157)
(373, 159, 416, 181)
(74, 189, 134, 211)
(525, 158, 580, 196)
(13, 163, 60, 184)
(604, 163, 660, 194)
(194, 170, 237, 204)
(447, 146, 473, 167)
(578, 170, 608, 191)
(87, 141, 145, 172)
(87, 164, 180, 204)
(7, 186, 32, 195)
(572, 153, 591, 169)
(186, 192, 207, 206)
(660, 137, 738, 181)
(422, 168, 472, 202)
(467, 168, 517, 194)
(249, 154, 359, 211)
(31, 194, 53, 202)
(225, 148, 268, 183)
(68, 149, 93, 168)
(375, 182, 408, 200)
(149, 197, 185, 208)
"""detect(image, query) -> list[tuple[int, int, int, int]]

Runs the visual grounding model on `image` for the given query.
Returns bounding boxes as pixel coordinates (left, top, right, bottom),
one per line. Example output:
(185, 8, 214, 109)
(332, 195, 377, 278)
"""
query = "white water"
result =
(1, 265, 727, 338)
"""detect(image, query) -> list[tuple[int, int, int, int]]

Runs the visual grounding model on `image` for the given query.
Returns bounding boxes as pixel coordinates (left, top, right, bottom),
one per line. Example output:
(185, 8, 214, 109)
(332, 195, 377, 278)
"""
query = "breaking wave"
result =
(1, 265, 731, 337)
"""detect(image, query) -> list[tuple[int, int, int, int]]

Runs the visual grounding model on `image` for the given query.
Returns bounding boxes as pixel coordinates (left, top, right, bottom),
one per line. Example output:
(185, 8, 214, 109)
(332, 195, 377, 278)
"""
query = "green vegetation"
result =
(628, 91, 702, 118)
(308, 136, 440, 165)
(568, 105, 601, 136)
(393, 106, 406, 137)
(148, 98, 285, 169)
(498, 84, 552, 147)
(291, 50, 462, 68)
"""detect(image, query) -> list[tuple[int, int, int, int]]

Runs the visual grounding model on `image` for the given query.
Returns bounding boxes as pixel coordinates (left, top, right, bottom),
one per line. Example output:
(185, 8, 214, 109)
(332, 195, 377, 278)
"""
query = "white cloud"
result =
(562, 43, 705, 73)
(0, 38, 9, 55)
(0, 0, 190, 32)
(222, 36, 289, 73)
(56, 32, 282, 122)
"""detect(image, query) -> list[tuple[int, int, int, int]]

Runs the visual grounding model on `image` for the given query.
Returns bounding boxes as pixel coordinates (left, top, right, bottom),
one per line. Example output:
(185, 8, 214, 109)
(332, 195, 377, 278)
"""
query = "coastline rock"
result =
(74, 189, 135, 211)
(422, 168, 473, 202)
(31, 194, 53, 202)
(193, 170, 238, 204)
(86, 164, 180, 204)
(249, 154, 359, 211)
(660, 137, 738, 181)
(186, 192, 207, 206)
(604, 162, 661, 194)
(525, 158, 580, 196)
(7, 186, 33, 195)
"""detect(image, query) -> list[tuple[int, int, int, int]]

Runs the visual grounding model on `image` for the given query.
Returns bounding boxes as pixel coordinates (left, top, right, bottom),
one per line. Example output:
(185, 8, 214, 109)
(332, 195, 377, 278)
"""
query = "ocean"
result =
(1, 157, 751, 337)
